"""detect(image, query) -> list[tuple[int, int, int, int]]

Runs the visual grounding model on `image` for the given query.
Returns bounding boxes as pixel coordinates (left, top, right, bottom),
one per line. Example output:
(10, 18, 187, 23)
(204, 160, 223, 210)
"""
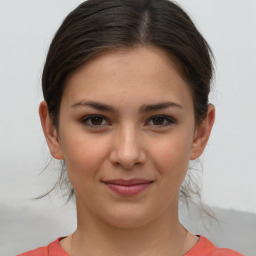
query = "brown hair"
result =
(41, 0, 214, 203)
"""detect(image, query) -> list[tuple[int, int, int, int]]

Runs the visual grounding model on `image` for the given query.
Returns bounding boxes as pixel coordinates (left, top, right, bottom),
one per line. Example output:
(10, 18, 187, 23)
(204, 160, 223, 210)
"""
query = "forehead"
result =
(68, 46, 183, 84)
(62, 46, 193, 110)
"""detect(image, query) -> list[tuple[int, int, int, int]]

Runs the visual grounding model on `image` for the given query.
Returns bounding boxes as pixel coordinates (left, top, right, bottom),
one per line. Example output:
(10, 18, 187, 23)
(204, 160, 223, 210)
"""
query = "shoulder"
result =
(186, 236, 244, 256)
(16, 238, 69, 256)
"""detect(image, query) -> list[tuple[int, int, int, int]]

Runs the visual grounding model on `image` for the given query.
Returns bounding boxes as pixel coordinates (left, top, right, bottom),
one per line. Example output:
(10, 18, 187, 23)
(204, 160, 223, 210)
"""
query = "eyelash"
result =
(80, 115, 110, 128)
(147, 115, 175, 128)
(80, 115, 176, 129)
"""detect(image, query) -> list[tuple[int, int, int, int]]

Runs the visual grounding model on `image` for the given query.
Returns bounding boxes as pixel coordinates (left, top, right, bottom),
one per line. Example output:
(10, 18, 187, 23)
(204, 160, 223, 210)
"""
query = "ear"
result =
(39, 101, 64, 160)
(190, 104, 215, 160)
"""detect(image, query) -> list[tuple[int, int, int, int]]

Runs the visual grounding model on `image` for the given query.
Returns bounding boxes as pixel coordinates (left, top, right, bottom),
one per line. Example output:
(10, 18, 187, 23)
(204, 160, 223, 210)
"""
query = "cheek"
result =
(60, 133, 110, 189)
(150, 134, 193, 186)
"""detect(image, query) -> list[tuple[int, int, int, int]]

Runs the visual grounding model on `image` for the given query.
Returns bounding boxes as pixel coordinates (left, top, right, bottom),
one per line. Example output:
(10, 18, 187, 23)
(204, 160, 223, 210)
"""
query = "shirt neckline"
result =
(51, 235, 204, 256)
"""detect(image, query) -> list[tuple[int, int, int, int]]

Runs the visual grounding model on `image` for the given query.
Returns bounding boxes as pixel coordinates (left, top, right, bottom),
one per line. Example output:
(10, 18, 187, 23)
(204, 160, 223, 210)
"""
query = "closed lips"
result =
(102, 179, 153, 186)
(102, 179, 154, 196)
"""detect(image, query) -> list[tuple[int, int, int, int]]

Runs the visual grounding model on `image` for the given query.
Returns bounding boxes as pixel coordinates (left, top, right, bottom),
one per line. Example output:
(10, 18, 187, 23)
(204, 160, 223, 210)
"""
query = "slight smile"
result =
(102, 179, 154, 196)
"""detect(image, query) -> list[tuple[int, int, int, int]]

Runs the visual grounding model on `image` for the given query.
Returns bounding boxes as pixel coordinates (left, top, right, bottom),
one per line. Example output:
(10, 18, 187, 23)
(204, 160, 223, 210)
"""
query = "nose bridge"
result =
(110, 123, 145, 168)
(119, 124, 138, 152)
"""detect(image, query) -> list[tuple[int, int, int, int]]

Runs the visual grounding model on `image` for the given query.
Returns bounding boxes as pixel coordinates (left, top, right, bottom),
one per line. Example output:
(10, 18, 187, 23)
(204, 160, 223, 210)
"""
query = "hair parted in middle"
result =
(40, 0, 214, 208)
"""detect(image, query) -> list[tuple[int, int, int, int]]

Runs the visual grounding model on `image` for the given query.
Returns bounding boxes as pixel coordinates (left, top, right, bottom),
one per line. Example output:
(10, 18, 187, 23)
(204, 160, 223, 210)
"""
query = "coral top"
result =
(17, 236, 244, 256)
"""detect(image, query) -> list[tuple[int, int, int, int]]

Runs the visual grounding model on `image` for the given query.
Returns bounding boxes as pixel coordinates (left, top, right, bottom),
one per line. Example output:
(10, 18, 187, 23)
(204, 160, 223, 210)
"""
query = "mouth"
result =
(102, 179, 154, 196)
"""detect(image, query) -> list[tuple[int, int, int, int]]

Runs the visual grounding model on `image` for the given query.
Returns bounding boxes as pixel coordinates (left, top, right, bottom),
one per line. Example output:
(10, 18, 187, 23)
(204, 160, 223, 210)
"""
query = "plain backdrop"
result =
(0, 0, 256, 255)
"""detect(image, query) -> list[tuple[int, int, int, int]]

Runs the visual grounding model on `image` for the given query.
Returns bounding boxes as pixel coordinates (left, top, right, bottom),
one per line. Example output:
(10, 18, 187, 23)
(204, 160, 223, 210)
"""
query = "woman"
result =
(18, 0, 243, 255)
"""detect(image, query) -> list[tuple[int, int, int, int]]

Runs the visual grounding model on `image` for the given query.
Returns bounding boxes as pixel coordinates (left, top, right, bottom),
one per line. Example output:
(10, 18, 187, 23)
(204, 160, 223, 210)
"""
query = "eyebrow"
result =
(140, 102, 183, 112)
(71, 100, 183, 113)
(72, 101, 115, 112)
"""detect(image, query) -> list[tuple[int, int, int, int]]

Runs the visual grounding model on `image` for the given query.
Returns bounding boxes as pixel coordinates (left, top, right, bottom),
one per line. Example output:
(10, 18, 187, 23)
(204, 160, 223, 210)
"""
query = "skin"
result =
(39, 46, 215, 256)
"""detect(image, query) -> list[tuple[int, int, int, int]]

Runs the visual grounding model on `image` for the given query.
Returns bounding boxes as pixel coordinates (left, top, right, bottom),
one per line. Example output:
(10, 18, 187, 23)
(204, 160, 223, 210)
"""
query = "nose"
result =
(109, 125, 146, 169)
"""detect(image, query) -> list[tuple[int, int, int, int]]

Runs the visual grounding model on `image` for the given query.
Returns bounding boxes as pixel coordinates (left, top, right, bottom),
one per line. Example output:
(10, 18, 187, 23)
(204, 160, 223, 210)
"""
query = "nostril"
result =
(110, 150, 146, 169)
(109, 134, 147, 168)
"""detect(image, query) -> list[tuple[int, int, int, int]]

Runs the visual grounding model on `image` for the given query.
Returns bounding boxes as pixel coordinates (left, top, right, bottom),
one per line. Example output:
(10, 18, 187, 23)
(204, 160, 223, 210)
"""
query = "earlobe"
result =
(190, 104, 215, 160)
(39, 101, 64, 160)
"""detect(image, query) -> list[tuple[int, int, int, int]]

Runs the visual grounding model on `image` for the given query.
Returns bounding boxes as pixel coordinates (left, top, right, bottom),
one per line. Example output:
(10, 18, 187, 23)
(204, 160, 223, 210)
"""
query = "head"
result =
(39, 0, 215, 227)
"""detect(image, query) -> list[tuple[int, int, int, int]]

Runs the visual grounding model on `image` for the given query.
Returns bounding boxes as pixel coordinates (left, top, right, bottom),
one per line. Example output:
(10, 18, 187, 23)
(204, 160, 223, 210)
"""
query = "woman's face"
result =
(42, 46, 213, 228)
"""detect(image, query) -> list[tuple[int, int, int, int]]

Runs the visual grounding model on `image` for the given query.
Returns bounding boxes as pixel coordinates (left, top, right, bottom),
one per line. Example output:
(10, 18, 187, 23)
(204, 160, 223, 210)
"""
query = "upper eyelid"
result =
(80, 114, 176, 126)
(146, 115, 176, 122)
(81, 114, 106, 120)
(80, 115, 111, 126)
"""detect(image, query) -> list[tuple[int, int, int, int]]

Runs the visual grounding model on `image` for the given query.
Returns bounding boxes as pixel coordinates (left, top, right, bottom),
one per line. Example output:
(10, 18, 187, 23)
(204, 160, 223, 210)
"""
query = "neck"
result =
(62, 196, 194, 256)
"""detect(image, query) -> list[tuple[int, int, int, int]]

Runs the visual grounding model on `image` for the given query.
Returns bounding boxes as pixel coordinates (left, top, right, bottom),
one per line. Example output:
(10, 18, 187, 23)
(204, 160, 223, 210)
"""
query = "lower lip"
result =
(104, 183, 152, 196)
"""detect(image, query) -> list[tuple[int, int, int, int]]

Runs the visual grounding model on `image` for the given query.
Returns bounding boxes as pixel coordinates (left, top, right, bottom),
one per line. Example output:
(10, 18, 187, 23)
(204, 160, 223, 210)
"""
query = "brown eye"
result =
(147, 115, 175, 127)
(90, 116, 104, 125)
(152, 117, 165, 125)
(81, 115, 109, 128)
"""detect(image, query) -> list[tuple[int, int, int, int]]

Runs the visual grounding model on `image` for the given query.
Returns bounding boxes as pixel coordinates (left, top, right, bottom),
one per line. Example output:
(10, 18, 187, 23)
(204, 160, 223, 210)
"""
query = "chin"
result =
(99, 205, 157, 229)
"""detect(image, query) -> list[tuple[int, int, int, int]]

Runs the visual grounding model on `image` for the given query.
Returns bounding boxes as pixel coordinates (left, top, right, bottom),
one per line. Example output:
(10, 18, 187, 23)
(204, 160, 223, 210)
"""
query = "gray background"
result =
(0, 0, 255, 255)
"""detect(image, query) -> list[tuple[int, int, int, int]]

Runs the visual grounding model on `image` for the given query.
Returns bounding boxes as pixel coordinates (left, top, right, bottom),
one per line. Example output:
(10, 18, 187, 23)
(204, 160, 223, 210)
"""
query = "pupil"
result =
(153, 117, 164, 125)
(91, 116, 103, 125)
